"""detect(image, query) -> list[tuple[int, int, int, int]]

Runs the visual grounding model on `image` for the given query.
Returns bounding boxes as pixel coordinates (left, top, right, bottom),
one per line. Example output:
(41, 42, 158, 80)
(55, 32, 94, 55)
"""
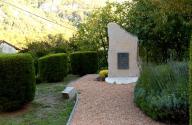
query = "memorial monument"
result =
(105, 22, 139, 84)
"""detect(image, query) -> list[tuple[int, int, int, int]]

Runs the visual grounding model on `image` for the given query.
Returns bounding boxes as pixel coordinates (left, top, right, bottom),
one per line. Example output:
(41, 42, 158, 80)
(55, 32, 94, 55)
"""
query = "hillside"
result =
(0, 0, 126, 48)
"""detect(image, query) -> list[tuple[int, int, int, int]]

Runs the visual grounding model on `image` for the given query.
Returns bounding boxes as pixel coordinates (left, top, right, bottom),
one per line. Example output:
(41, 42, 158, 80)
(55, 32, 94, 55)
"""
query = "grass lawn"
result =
(0, 75, 79, 125)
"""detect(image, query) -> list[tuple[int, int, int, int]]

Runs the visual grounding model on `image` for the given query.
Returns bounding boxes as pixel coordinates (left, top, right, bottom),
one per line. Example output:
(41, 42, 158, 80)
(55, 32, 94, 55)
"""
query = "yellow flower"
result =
(99, 70, 108, 78)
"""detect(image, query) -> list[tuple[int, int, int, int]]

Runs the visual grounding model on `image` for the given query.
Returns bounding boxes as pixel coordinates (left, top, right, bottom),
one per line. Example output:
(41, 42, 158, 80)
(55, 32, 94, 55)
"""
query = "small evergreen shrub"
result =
(0, 54, 35, 111)
(134, 62, 188, 124)
(70, 51, 98, 75)
(38, 53, 68, 82)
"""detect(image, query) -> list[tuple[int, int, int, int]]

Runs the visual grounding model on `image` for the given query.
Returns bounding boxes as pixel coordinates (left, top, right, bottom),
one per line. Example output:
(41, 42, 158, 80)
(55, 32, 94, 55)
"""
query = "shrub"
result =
(0, 54, 35, 111)
(38, 53, 68, 82)
(190, 35, 192, 125)
(134, 62, 188, 124)
(70, 51, 98, 75)
(34, 58, 39, 75)
(97, 50, 108, 69)
(19, 51, 39, 76)
(35, 75, 41, 84)
(98, 70, 108, 81)
(23, 34, 73, 57)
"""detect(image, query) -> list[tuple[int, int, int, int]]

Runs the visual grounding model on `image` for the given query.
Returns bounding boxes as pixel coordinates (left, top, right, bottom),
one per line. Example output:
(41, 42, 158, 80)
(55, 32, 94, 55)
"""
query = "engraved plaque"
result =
(118, 53, 129, 69)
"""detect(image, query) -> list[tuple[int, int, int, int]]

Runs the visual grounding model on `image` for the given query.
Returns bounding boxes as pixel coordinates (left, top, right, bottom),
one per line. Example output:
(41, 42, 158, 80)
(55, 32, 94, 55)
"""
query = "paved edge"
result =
(66, 93, 79, 125)
(65, 76, 81, 125)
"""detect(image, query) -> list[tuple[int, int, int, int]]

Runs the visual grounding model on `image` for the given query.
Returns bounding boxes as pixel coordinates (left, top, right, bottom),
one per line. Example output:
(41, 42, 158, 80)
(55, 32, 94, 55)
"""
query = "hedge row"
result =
(38, 53, 68, 82)
(38, 51, 98, 82)
(190, 35, 192, 125)
(70, 51, 98, 76)
(0, 54, 35, 111)
(0, 51, 98, 112)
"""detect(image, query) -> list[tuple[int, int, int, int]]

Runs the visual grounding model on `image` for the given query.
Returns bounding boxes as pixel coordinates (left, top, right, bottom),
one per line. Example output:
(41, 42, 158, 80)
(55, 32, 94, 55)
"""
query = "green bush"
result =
(97, 50, 108, 70)
(134, 62, 188, 124)
(0, 54, 36, 111)
(190, 35, 192, 125)
(38, 53, 68, 82)
(70, 51, 98, 75)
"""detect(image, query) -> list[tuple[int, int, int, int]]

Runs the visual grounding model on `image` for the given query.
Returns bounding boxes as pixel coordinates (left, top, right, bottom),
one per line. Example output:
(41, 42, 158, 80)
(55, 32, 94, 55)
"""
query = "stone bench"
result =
(62, 87, 76, 99)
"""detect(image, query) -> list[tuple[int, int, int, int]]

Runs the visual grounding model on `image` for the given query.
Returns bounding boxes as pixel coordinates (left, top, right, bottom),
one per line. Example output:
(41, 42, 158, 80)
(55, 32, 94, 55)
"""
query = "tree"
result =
(126, 0, 192, 62)
(70, 2, 133, 67)
(71, 0, 192, 63)
(22, 34, 73, 58)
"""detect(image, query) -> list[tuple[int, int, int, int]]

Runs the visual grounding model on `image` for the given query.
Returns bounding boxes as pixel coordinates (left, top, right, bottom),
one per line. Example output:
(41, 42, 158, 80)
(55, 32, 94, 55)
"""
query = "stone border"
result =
(66, 92, 79, 125)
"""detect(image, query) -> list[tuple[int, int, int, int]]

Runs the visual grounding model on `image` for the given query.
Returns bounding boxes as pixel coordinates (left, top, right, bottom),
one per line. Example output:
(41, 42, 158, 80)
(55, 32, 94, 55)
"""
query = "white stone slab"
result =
(62, 87, 76, 99)
(105, 77, 138, 84)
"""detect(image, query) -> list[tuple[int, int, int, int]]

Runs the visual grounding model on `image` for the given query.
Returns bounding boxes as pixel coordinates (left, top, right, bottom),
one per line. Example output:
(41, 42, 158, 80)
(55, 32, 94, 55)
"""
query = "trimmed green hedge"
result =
(97, 50, 108, 69)
(0, 54, 35, 111)
(134, 62, 188, 124)
(70, 51, 98, 75)
(190, 35, 192, 125)
(38, 53, 68, 82)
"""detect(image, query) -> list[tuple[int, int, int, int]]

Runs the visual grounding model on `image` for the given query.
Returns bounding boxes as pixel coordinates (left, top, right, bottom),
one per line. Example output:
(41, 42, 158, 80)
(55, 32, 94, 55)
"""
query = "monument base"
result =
(105, 77, 138, 84)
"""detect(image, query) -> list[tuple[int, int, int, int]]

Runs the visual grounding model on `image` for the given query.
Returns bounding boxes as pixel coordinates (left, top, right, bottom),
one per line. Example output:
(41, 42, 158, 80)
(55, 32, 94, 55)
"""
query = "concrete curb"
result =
(66, 92, 79, 125)
(65, 75, 86, 125)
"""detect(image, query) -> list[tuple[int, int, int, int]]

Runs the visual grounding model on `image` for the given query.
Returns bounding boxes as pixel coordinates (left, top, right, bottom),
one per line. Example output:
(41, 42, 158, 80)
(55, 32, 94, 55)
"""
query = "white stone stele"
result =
(106, 22, 140, 85)
(105, 77, 138, 84)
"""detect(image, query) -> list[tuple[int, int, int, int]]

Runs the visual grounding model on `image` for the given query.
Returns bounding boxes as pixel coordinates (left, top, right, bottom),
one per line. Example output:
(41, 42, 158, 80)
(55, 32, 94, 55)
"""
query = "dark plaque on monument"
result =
(118, 53, 129, 69)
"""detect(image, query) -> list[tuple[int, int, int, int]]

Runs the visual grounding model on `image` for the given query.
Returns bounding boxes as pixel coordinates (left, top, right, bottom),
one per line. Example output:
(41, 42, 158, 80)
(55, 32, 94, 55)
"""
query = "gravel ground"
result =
(70, 74, 165, 125)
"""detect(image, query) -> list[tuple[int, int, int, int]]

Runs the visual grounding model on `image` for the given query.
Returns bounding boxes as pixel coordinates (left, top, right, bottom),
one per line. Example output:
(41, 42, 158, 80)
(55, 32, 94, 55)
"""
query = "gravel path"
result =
(70, 74, 165, 125)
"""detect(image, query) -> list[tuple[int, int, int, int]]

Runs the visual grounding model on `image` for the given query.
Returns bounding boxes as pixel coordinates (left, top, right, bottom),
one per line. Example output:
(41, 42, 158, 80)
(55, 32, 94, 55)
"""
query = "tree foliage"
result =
(70, 2, 133, 67)
(22, 34, 75, 58)
(127, 0, 192, 62)
(70, 2, 133, 50)
(71, 0, 192, 63)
